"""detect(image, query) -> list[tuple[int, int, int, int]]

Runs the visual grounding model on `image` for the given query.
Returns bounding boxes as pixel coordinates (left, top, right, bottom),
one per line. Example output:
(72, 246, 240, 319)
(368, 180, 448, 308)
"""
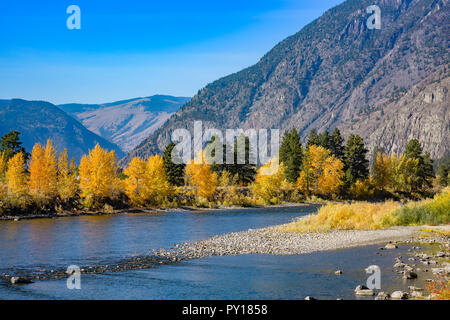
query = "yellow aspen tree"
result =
(185, 151, 218, 200)
(372, 152, 392, 192)
(57, 149, 78, 200)
(124, 155, 172, 206)
(143, 155, 172, 205)
(297, 145, 344, 197)
(79, 144, 119, 206)
(0, 151, 7, 178)
(44, 139, 58, 196)
(0, 152, 7, 199)
(28, 143, 45, 196)
(297, 145, 328, 196)
(123, 157, 148, 206)
(219, 170, 232, 187)
(391, 154, 419, 193)
(317, 155, 345, 196)
(28, 140, 58, 198)
(252, 158, 286, 204)
(6, 152, 28, 196)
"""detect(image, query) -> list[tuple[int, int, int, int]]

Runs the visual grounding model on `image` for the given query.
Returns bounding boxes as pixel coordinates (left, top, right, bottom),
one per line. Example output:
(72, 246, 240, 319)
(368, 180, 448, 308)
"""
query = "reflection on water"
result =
(0, 206, 318, 270)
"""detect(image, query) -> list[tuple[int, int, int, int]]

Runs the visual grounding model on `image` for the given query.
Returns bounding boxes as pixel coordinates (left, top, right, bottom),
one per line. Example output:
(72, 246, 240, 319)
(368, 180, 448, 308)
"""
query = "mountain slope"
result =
(59, 95, 190, 152)
(122, 0, 449, 166)
(0, 99, 125, 162)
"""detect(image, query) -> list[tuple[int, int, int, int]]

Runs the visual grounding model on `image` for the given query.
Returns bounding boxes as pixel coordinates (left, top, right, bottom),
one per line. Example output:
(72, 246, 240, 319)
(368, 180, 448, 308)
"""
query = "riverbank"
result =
(0, 202, 321, 221)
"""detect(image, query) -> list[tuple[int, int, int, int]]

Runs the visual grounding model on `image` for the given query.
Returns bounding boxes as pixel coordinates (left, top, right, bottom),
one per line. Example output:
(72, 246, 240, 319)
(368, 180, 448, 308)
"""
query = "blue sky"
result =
(0, 0, 343, 104)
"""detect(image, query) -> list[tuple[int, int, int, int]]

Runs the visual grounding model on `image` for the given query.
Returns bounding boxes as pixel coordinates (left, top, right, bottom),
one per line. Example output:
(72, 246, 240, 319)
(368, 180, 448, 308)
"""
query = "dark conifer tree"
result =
(344, 134, 369, 184)
(330, 128, 345, 161)
(0, 130, 28, 161)
(306, 129, 321, 147)
(279, 129, 303, 183)
(162, 142, 185, 186)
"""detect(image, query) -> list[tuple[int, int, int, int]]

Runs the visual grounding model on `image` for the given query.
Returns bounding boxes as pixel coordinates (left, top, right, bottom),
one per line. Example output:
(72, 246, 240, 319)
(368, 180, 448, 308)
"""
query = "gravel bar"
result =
(155, 225, 449, 260)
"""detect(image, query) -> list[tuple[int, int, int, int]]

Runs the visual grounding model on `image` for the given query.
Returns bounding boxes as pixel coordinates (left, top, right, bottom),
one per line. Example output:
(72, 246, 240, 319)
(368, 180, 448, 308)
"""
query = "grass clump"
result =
(279, 201, 400, 232)
(280, 188, 450, 233)
(384, 188, 450, 226)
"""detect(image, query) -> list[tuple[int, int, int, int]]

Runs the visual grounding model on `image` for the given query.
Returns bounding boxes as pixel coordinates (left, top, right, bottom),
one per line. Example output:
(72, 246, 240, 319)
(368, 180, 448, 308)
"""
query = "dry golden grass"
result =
(279, 201, 400, 232)
(280, 188, 450, 233)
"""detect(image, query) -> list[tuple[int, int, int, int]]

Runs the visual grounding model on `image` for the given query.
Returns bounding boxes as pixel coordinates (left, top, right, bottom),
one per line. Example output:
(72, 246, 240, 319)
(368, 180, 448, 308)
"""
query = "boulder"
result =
(10, 277, 33, 285)
(385, 244, 398, 249)
(335, 270, 343, 275)
(391, 291, 409, 300)
(410, 291, 423, 298)
(355, 285, 374, 296)
(375, 292, 390, 300)
(402, 271, 418, 279)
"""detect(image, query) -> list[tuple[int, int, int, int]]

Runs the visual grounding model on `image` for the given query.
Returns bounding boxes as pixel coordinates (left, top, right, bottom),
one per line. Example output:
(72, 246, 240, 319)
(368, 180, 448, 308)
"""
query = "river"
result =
(0, 205, 421, 299)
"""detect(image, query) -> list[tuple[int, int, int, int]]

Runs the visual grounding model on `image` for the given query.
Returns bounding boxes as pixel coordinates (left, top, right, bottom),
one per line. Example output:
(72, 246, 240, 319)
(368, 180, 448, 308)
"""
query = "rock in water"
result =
(375, 292, 390, 300)
(385, 243, 398, 249)
(10, 277, 33, 285)
(391, 291, 409, 300)
(354, 285, 374, 296)
(402, 271, 418, 279)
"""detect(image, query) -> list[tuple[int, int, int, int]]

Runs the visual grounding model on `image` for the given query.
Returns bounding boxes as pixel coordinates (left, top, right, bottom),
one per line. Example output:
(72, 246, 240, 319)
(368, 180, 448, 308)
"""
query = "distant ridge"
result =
(59, 95, 190, 152)
(0, 99, 125, 163)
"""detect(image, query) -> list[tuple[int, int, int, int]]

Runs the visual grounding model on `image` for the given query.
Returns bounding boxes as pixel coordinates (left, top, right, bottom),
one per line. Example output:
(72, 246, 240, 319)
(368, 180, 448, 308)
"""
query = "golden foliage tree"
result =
(28, 140, 58, 199)
(124, 155, 172, 206)
(318, 155, 345, 196)
(79, 144, 119, 207)
(185, 151, 218, 201)
(372, 152, 392, 192)
(6, 152, 28, 196)
(297, 145, 344, 197)
(390, 154, 420, 193)
(252, 158, 287, 204)
(0, 152, 7, 199)
(57, 149, 78, 201)
(0, 151, 7, 179)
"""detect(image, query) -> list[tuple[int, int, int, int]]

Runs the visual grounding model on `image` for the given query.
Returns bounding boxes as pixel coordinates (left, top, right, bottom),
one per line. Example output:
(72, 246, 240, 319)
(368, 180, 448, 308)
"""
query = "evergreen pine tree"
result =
(344, 134, 369, 184)
(0, 130, 28, 162)
(279, 129, 303, 183)
(436, 159, 450, 187)
(162, 142, 186, 186)
(306, 129, 321, 147)
(330, 128, 345, 161)
(404, 139, 434, 192)
(319, 130, 332, 151)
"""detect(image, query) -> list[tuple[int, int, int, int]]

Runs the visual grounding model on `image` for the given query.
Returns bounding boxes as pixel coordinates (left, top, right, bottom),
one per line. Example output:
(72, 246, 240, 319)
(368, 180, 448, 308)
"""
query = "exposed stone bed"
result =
(157, 225, 427, 259)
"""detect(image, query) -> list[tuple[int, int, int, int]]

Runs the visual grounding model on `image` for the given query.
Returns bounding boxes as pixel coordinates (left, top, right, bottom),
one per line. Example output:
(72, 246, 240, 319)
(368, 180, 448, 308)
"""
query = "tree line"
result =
(0, 128, 447, 215)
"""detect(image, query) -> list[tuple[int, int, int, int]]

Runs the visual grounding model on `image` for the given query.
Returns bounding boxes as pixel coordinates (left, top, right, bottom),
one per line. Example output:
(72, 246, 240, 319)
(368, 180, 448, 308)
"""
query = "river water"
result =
(0, 206, 422, 299)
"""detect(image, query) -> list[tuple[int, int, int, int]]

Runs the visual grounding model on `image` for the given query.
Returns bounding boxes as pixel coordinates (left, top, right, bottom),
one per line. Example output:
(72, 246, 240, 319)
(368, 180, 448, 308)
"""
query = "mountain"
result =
(0, 99, 125, 162)
(59, 95, 190, 152)
(121, 0, 449, 167)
